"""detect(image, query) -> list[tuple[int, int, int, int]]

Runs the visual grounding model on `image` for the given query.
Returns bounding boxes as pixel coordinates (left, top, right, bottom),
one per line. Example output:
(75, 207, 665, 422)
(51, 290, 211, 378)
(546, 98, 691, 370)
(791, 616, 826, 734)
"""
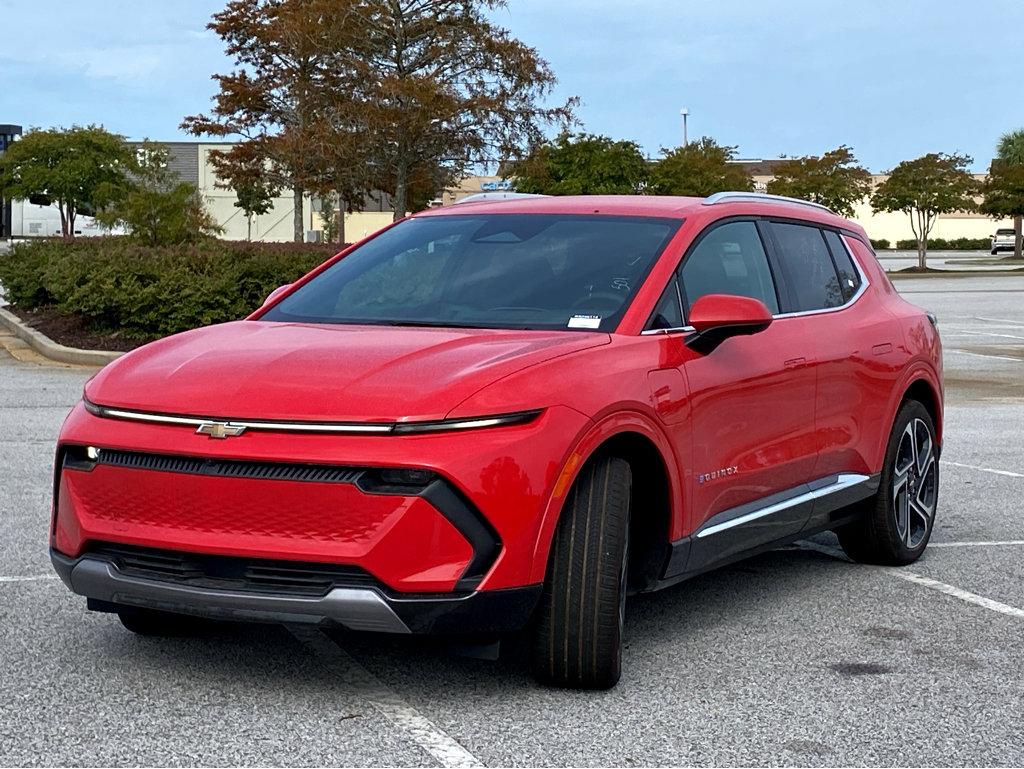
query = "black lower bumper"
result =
(50, 549, 541, 635)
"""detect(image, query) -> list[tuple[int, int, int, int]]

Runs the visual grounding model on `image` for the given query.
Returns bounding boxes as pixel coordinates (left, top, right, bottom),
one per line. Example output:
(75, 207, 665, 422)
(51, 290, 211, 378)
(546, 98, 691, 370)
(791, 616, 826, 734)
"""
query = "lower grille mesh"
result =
(89, 543, 380, 597)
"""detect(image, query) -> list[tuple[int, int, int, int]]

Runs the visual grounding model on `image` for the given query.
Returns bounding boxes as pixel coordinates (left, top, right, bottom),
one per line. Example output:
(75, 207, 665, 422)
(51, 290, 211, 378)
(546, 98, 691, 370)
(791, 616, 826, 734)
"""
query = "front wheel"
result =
(837, 400, 939, 565)
(531, 455, 631, 689)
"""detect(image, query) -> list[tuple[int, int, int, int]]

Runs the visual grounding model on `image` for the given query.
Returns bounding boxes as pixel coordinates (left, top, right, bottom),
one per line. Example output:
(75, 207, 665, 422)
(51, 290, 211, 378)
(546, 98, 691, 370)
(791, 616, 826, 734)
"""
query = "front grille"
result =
(89, 543, 381, 597)
(96, 450, 365, 485)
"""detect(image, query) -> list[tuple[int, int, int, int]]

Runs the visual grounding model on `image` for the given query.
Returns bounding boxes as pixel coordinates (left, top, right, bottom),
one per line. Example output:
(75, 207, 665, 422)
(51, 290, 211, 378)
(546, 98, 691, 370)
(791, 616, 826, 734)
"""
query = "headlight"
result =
(392, 410, 543, 434)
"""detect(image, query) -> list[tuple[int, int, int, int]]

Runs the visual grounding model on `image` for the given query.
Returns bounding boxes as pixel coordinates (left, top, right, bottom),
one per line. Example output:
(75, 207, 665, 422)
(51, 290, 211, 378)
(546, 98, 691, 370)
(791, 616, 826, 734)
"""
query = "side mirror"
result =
(686, 294, 773, 352)
(262, 283, 293, 307)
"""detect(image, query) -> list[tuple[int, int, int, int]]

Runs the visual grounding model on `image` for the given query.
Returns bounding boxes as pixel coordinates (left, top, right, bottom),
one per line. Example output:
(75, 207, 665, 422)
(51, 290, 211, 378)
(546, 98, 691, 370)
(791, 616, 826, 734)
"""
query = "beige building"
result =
(156, 144, 1013, 247)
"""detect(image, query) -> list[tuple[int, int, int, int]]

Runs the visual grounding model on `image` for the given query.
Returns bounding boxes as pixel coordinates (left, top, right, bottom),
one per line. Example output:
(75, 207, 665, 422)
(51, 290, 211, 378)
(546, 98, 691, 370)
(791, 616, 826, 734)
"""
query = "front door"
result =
(673, 220, 819, 571)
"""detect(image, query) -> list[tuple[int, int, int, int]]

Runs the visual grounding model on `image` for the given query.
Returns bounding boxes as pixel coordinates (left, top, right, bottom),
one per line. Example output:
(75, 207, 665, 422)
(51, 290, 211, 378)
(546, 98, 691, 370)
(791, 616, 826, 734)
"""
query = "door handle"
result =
(784, 357, 807, 369)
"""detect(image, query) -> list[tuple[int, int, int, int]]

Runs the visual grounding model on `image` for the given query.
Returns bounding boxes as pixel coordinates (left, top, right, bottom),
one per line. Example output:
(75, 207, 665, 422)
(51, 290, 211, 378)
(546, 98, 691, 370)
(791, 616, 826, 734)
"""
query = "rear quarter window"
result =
(823, 230, 862, 302)
(769, 222, 844, 312)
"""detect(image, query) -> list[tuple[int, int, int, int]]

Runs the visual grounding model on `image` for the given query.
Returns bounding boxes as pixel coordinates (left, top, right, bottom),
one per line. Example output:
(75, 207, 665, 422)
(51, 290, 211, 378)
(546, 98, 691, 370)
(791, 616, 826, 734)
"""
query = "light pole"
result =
(680, 108, 689, 147)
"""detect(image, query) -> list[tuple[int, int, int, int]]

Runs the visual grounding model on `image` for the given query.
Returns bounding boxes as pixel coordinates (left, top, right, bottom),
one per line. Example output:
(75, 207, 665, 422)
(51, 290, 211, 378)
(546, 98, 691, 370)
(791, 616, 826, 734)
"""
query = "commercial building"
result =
(0, 124, 22, 238)
(0, 129, 1012, 246)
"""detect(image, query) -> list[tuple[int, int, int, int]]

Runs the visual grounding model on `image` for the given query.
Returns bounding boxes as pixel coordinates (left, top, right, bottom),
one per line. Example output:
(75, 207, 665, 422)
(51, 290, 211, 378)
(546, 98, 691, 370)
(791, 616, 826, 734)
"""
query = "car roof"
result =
(415, 193, 859, 231)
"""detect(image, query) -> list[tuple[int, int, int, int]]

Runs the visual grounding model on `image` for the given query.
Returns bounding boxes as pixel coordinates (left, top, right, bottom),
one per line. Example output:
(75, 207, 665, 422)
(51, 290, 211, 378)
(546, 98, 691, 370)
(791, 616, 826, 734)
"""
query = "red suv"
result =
(50, 193, 942, 689)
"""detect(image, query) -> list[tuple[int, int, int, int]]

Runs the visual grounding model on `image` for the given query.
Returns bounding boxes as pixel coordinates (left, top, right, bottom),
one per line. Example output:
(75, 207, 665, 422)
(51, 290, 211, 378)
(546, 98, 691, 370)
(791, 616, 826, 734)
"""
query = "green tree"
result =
(981, 130, 1024, 260)
(234, 177, 275, 241)
(185, 0, 574, 233)
(647, 138, 753, 197)
(182, 0, 349, 242)
(871, 153, 980, 270)
(510, 133, 648, 195)
(96, 142, 221, 246)
(766, 146, 872, 217)
(0, 125, 133, 240)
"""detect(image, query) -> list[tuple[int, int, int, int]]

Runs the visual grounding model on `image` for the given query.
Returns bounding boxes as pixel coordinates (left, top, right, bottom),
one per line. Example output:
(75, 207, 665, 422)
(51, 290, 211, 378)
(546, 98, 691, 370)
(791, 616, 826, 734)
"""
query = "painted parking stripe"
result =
(886, 571, 1024, 620)
(941, 460, 1024, 478)
(960, 330, 1024, 341)
(0, 575, 59, 583)
(945, 349, 1021, 363)
(975, 316, 1024, 326)
(289, 626, 483, 768)
(798, 541, 1024, 622)
(928, 541, 1024, 548)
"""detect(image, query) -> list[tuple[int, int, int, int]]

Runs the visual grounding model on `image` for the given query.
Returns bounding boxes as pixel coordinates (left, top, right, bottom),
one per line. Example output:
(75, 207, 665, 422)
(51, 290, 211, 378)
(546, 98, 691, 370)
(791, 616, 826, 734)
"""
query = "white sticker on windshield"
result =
(568, 315, 602, 329)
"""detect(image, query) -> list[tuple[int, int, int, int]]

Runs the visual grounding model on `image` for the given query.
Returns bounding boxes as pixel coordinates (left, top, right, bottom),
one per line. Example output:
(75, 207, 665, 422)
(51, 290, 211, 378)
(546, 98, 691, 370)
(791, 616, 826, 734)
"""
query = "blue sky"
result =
(2, 0, 1021, 172)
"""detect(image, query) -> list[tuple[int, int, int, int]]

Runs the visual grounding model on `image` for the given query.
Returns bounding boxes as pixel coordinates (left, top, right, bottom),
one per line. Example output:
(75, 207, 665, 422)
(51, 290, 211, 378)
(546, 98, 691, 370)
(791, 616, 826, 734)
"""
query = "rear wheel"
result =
(837, 400, 938, 565)
(117, 607, 221, 636)
(531, 455, 631, 689)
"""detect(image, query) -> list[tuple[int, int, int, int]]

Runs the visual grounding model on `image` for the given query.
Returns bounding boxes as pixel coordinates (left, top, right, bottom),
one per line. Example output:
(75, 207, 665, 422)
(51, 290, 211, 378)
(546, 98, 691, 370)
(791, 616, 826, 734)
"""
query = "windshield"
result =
(261, 214, 681, 332)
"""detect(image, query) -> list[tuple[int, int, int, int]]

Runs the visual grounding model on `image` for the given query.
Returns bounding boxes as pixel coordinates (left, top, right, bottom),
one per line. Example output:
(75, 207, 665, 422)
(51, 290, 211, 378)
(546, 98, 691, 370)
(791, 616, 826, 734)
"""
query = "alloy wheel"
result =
(892, 418, 938, 549)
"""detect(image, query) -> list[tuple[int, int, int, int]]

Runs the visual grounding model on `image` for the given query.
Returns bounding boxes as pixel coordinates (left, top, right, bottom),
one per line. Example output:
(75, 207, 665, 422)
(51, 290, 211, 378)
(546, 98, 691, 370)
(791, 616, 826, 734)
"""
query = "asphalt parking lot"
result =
(1, 274, 1023, 767)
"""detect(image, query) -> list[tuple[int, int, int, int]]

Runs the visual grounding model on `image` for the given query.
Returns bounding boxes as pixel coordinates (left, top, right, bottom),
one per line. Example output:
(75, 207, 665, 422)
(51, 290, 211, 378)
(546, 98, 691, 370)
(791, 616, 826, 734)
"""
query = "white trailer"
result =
(6, 198, 116, 238)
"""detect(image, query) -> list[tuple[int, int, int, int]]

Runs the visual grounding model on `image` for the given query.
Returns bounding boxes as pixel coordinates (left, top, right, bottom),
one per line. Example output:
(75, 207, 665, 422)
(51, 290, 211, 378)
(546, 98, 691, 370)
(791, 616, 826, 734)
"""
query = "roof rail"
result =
(702, 191, 833, 213)
(453, 192, 549, 205)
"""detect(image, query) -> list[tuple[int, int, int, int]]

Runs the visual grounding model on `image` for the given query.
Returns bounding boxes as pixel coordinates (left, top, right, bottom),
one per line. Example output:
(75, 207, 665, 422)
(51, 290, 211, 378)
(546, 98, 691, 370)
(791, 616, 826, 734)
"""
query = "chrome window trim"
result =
(696, 473, 871, 538)
(83, 400, 540, 436)
(639, 230, 870, 334)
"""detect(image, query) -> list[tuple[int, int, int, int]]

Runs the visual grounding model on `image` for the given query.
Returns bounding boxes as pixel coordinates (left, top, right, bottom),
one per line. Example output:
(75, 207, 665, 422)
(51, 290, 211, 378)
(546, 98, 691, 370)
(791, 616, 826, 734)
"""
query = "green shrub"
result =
(895, 237, 990, 251)
(870, 238, 890, 250)
(0, 237, 339, 340)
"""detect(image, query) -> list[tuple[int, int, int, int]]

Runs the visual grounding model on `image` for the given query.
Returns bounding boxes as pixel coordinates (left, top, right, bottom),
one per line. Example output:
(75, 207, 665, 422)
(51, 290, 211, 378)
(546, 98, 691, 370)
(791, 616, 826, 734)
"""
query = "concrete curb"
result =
(0, 307, 123, 366)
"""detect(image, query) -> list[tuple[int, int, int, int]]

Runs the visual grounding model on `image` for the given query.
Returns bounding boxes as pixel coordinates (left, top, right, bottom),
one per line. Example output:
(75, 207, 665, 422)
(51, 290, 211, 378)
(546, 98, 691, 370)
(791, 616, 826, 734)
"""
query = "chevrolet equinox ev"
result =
(50, 193, 943, 689)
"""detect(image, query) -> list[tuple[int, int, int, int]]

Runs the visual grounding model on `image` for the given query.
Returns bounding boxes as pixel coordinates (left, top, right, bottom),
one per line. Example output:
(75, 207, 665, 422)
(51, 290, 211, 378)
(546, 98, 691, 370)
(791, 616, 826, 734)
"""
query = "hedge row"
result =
(893, 237, 991, 251)
(0, 238, 340, 340)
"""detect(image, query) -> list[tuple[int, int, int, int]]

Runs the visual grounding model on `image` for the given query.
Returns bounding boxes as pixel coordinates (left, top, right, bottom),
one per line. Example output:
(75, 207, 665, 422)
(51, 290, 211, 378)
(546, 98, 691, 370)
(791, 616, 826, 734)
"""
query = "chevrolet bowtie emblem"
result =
(196, 421, 247, 439)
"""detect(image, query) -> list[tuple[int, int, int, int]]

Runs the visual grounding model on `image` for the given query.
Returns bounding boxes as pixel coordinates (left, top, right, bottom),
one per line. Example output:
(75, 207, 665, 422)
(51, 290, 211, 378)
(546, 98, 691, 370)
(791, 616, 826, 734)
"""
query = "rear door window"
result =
(768, 222, 844, 311)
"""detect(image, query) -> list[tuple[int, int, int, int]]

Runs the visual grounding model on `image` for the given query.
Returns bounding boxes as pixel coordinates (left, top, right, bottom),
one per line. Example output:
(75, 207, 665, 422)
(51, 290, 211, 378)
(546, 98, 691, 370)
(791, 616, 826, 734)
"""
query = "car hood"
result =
(85, 321, 609, 422)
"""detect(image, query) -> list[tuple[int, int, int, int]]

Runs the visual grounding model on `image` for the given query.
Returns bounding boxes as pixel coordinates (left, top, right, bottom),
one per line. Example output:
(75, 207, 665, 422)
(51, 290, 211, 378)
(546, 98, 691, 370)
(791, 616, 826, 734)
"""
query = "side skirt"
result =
(654, 472, 880, 590)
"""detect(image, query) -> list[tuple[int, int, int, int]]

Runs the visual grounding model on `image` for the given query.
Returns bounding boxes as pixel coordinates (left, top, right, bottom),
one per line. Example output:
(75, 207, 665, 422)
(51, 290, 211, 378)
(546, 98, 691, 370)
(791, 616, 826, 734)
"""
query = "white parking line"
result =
(941, 460, 1024, 478)
(886, 571, 1024, 620)
(289, 626, 483, 768)
(0, 575, 59, 583)
(960, 330, 1024, 341)
(946, 349, 1022, 363)
(975, 316, 1024, 326)
(929, 541, 1024, 547)
(798, 542, 1024, 622)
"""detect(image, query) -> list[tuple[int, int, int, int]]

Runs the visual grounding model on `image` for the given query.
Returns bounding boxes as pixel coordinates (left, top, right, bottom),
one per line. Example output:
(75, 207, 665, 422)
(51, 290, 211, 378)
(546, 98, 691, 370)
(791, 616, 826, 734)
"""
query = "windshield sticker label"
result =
(568, 315, 602, 329)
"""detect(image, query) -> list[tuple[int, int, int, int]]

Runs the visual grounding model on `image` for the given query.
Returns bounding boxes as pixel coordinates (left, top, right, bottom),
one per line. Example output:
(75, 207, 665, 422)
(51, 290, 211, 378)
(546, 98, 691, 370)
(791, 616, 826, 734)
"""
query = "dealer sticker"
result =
(567, 315, 602, 329)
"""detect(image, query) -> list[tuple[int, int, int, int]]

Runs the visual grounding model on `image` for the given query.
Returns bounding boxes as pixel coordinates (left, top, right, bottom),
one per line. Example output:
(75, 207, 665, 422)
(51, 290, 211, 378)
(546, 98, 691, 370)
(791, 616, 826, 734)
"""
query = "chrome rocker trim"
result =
(696, 473, 870, 538)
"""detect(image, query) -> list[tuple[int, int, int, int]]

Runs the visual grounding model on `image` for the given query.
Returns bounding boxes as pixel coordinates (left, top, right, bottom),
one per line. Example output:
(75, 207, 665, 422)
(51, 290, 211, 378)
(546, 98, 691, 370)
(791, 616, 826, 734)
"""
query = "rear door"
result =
(676, 219, 819, 571)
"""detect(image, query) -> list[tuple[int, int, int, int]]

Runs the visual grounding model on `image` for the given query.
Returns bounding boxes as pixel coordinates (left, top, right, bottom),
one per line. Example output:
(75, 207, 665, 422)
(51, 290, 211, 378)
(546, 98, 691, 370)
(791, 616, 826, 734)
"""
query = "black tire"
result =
(531, 455, 631, 689)
(837, 400, 939, 565)
(117, 607, 220, 636)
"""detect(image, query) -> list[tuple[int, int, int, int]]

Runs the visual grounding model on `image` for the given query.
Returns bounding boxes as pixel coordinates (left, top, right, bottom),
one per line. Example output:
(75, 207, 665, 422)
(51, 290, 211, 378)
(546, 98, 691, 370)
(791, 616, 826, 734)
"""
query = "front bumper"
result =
(54, 402, 592, 591)
(51, 548, 541, 635)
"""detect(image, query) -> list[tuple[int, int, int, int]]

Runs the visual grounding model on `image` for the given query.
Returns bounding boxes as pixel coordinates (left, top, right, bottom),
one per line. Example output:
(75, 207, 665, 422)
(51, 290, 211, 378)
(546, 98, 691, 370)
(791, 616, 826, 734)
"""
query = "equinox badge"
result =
(196, 421, 247, 439)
